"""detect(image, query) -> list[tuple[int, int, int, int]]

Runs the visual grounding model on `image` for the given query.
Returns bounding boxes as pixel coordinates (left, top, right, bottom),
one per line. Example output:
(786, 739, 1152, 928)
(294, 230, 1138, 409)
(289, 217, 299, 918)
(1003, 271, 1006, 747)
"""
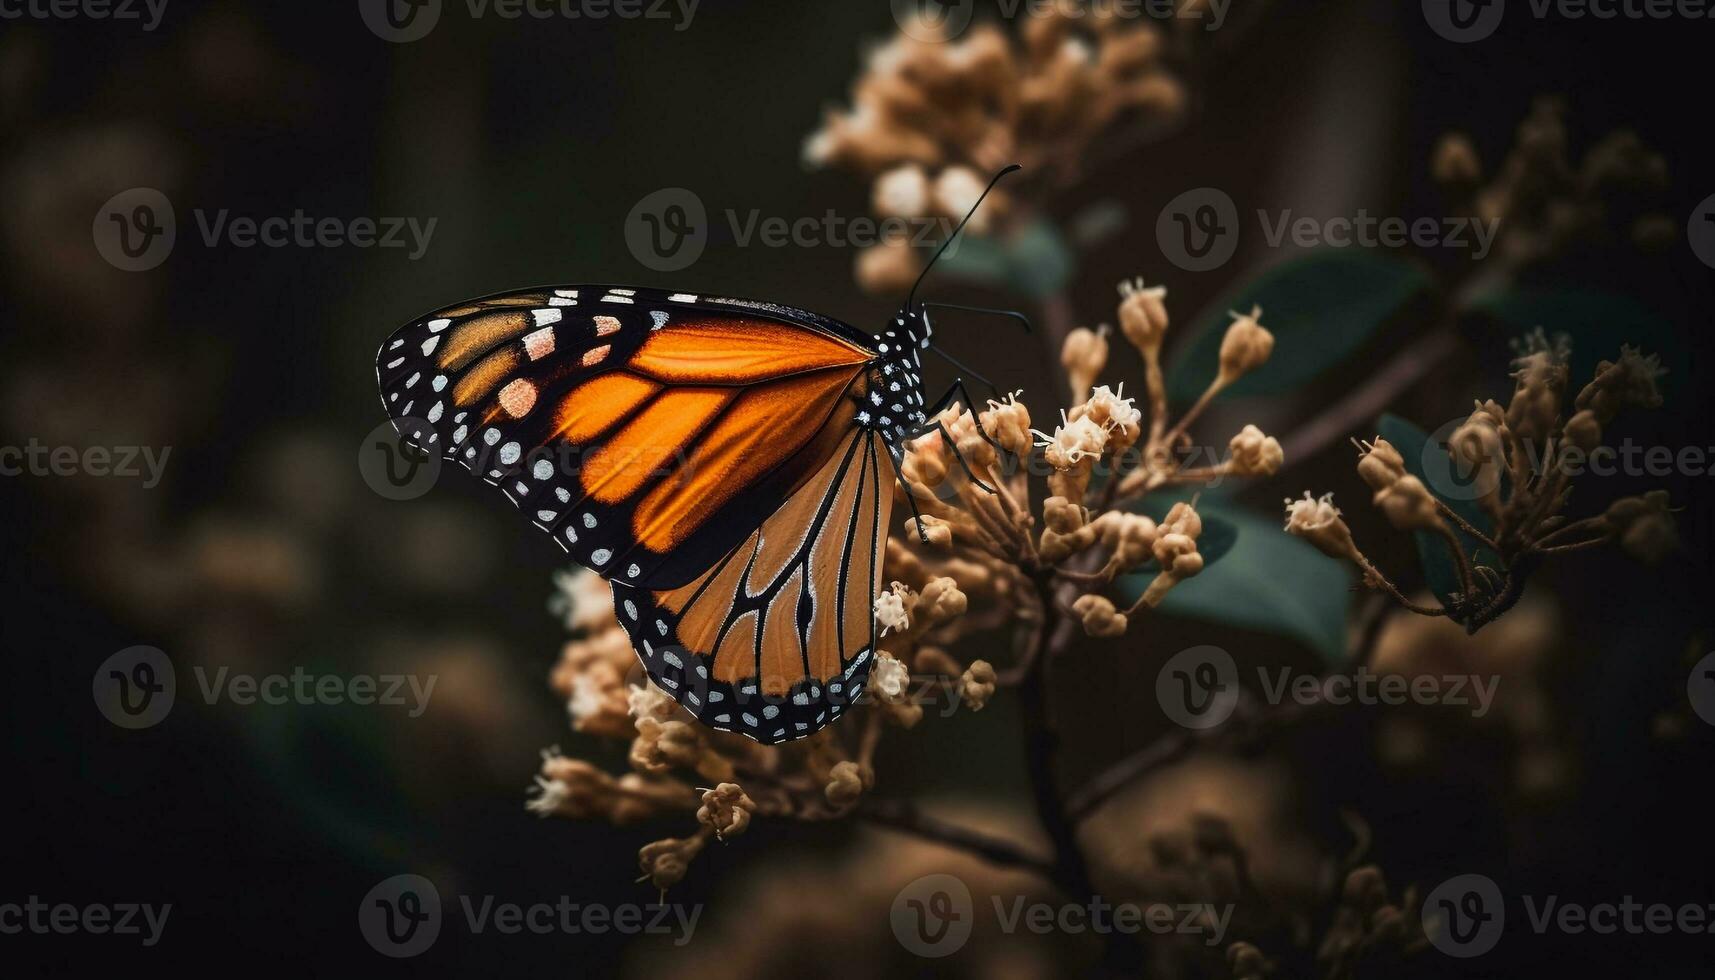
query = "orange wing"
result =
(612, 427, 896, 743)
(375, 286, 880, 589)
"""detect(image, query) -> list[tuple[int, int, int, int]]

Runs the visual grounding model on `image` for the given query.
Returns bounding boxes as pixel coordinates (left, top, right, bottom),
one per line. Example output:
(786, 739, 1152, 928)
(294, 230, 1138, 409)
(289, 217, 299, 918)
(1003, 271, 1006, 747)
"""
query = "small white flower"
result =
(526, 775, 570, 817)
(1283, 491, 1341, 533)
(874, 164, 929, 219)
(548, 568, 613, 632)
(874, 582, 912, 636)
(567, 674, 606, 724)
(871, 651, 910, 702)
(1084, 383, 1142, 431)
(1032, 412, 1110, 466)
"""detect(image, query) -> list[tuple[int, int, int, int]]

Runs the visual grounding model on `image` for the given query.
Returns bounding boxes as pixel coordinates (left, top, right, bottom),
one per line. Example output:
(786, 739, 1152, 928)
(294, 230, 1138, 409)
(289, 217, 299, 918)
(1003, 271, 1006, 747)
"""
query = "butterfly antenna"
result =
(903, 163, 1022, 313)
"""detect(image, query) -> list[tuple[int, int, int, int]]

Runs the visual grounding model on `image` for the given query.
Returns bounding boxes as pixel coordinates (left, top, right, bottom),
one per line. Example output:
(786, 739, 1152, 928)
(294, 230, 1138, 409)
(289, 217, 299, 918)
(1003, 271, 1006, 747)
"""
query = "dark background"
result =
(2, 0, 1713, 975)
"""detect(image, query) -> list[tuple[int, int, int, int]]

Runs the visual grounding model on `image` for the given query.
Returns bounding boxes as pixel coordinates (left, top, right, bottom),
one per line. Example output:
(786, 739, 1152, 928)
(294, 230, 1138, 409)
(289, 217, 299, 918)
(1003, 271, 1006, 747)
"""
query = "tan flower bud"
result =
(980, 391, 1032, 456)
(1431, 133, 1482, 184)
(1355, 436, 1407, 492)
(638, 835, 705, 892)
(1448, 405, 1506, 505)
(1072, 593, 1128, 638)
(696, 782, 757, 840)
(872, 164, 929, 219)
(1562, 409, 1601, 453)
(958, 660, 997, 711)
(1228, 424, 1284, 477)
(824, 760, 871, 807)
(902, 513, 954, 548)
(1604, 490, 1676, 564)
(1506, 349, 1569, 446)
(855, 240, 921, 297)
(1372, 474, 1446, 532)
(1061, 325, 1110, 398)
(1102, 512, 1158, 571)
(1117, 277, 1169, 356)
(1217, 306, 1274, 385)
(917, 576, 967, 624)
(1072, 383, 1143, 456)
(1034, 413, 1110, 470)
(1161, 500, 1202, 540)
(933, 165, 998, 233)
(1575, 345, 1665, 423)
(1283, 491, 1363, 563)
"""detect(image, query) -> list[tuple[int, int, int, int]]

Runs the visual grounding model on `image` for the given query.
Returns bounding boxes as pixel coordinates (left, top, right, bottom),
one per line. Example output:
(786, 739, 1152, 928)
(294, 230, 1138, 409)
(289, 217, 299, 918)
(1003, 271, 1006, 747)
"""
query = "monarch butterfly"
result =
(374, 167, 1022, 744)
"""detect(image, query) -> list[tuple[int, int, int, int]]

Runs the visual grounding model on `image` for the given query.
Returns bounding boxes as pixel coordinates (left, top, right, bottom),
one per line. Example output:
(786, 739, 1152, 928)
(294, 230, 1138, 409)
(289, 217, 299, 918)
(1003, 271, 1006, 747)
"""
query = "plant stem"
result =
(853, 798, 1057, 878)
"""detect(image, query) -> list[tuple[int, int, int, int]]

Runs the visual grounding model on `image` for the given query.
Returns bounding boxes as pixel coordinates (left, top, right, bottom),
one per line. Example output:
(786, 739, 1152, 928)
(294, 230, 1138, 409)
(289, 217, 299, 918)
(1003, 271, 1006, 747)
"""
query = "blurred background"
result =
(2, 0, 1712, 975)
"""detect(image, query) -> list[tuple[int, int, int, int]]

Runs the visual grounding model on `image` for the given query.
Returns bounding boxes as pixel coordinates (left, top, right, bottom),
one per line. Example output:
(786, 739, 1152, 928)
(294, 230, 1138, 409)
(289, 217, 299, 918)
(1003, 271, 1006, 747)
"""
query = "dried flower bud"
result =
(855, 240, 921, 296)
(1604, 490, 1676, 564)
(871, 651, 911, 702)
(903, 513, 954, 548)
(1034, 412, 1110, 469)
(696, 782, 757, 840)
(872, 164, 929, 219)
(1575, 345, 1665, 423)
(549, 568, 617, 632)
(1072, 593, 1128, 638)
(528, 753, 618, 819)
(1447, 405, 1506, 506)
(1562, 409, 1601, 453)
(1217, 306, 1274, 386)
(1228, 424, 1284, 477)
(933, 166, 997, 233)
(1061, 325, 1110, 398)
(1117, 277, 1169, 356)
(1072, 383, 1142, 455)
(1431, 133, 1482, 184)
(1506, 348, 1569, 446)
(638, 835, 705, 893)
(628, 682, 680, 724)
(1373, 474, 1446, 532)
(1160, 500, 1202, 540)
(917, 576, 967, 625)
(1102, 512, 1158, 571)
(1283, 491, 1363, 563)
(959, 660, 997, 711)
(874, 582, 912, 635)
(980, 390, 1032, 456)
(1355, 436, 1406, 492)
(825, 759, 870, 807)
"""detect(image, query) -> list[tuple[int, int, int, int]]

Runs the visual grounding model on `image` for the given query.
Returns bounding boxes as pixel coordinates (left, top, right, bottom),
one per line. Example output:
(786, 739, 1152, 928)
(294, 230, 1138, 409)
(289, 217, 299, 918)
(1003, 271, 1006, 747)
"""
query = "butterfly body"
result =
(377, 284, 939, 743)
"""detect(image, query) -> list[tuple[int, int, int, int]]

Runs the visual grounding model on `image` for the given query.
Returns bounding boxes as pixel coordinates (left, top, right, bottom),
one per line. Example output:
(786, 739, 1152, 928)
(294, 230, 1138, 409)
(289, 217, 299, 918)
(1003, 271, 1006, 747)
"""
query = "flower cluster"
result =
(1433, 96, 1676, 271)
(804, 11, 1191, 293)
(1286, 333, 1673, 631)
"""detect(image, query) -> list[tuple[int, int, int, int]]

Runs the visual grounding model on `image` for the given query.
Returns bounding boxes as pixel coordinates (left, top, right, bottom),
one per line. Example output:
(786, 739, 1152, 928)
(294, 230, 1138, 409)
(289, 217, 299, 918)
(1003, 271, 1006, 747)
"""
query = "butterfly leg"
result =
(922, 419, 999, 496)
(917, 377, 1011, 469)
(887, 442, 938, 545)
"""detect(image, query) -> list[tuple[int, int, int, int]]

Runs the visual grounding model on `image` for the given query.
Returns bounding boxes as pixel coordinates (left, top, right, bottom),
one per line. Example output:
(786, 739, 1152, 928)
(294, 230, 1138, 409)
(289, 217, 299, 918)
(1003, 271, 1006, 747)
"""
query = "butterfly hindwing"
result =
(613, 427, 895, 744)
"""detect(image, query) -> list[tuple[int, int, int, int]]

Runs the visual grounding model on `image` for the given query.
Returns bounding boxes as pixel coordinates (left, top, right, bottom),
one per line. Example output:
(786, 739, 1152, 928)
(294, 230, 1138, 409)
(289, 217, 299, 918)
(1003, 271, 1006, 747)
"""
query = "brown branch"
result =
(853, 798, 1056, 879)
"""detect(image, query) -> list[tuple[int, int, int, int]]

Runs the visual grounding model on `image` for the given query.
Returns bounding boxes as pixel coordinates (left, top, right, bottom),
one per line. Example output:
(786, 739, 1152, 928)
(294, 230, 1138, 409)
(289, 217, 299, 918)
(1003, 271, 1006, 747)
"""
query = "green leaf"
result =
(1464, 288, 1685, 399)
(1374, 413, 1499, 607)
(1115, 496, 1353, 666)
(1166, 250, 1432, 401)
(939, 219, 1075, 299)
